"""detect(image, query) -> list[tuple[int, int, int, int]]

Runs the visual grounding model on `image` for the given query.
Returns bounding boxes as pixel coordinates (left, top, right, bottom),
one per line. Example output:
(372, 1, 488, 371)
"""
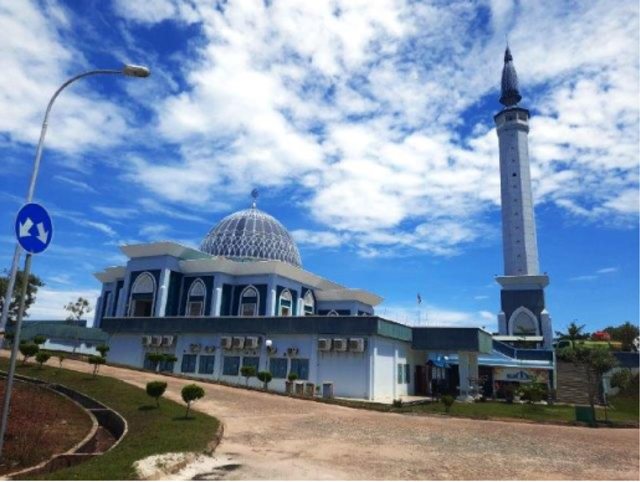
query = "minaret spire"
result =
(250, 188, 259, 208)
(499, 46, 522, 107)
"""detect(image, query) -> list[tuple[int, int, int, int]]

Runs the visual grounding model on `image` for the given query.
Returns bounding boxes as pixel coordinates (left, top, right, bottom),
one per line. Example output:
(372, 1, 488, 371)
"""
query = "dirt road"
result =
(26, 357, 640, 480)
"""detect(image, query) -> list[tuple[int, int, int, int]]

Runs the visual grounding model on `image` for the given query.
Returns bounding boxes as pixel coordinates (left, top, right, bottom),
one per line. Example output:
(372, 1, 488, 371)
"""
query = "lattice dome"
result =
(200, 206, 302, 267)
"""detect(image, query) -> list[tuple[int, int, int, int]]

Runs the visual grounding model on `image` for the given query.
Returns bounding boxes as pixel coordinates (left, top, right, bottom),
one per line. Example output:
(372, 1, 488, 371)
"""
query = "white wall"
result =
(372, 336, 419, 401)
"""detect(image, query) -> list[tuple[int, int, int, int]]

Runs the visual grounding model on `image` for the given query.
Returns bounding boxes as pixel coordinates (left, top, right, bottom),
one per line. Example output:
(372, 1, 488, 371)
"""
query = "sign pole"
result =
(0, 253, 33, 459)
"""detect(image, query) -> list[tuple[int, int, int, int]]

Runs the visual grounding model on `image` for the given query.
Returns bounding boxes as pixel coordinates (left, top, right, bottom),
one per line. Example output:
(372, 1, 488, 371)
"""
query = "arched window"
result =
(303, 291, 314, 316)
(509, 307, 538, 336)
(327, 310, 339, 317)
(279, 289, 293, 316)
(186, 279, 206, 317)
(129, 272, 156, 317)
(239, 285, 259, 317)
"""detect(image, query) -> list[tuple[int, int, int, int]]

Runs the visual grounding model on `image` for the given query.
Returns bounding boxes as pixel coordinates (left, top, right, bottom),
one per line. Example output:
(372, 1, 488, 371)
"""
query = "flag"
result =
(417, 293, 422, 305)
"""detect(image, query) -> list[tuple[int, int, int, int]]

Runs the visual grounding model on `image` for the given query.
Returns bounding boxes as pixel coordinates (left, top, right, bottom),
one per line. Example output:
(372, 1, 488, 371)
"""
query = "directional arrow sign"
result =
(14, 203, 53, 254)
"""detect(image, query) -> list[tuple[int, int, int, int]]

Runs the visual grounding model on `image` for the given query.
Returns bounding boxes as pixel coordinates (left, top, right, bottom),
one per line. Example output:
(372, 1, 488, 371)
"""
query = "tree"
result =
(56, 353, 66, 369)
(35, 352, 50, 369)
(555, 322, 586, 348)
(610, 369, 632, 393)
(0, 269, 44, 324)
(96, 344, 110, 358)
(604, 322, 640, 351)
(240, 365, 256, 386)
(88, 355, 106, 377)
(257, 371, 272, 390)
(181, 384, 205, 418)
(32, 335, 47, 346)
(19, 342, 39, 365)
(559, 345, 618, 419)
(146, 381, 168, 408)
(64, 297, 92, 321)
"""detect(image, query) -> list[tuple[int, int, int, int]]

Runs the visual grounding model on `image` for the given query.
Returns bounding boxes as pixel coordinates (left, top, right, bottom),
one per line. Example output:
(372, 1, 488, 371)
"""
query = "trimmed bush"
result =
(287, 373, 298, 382)
(392, 398, 404, 408)
(520, 381, 547, 403)
(96, 344, 110, 358)
(88, 355, 106, 377)
(181, 384, 205, 418)
(257, 371, 273, 390)
(441, 395, 455, 413)
(32, 335, 47, 346)
(35, 351, 50, 369)
(19, 342, 39, 365)
(146, 381, 168, 408)
(56, 353, 66, 369)
(240, 365, 256, 386)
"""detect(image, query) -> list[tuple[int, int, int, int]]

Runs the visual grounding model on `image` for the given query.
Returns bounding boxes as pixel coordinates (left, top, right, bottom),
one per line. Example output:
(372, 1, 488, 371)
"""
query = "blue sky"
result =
(0, 0, 638, 333)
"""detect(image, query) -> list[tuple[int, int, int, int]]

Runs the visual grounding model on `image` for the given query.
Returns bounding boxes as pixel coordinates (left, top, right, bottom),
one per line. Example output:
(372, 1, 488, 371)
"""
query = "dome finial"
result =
(250, 188, 259, 208)
(499, 45, 522, 107)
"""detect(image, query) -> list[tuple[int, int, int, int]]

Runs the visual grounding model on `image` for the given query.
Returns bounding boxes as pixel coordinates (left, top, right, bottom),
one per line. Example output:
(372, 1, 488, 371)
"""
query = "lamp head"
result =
(123, 64, 151, 78)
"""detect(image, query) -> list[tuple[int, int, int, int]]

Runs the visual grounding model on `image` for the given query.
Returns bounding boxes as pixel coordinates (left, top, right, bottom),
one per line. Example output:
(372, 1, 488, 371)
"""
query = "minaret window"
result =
(239, 286, 259, 316)
(303, 291, 315, 315)
(129, 272, 156, 317)
(186, 279, 206, 317)
(279, 289, 293, 316)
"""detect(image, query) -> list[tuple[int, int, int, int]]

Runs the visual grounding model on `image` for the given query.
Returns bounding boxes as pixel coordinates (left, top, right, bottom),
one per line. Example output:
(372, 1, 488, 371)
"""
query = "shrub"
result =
(19, 342, 39, 365)
(96, 344, 110, 358)
(240, 365, 257, 386)
(56, 353, 65, 368)
(392, 398, 404, 408)
(146, 381, 168, 408)
(35, 351, 50, 369)
(257, 371, 273, 390)
(441, 395, 455, 413)
(610, 369, 632, 392)
(287, 373, 298, 383)
(32, 335, 47, 346)
(181, 384, 205, 418)
(504, 384, 519, 404)
(520, 382, 546, 403)
(88, 355, 106, 377)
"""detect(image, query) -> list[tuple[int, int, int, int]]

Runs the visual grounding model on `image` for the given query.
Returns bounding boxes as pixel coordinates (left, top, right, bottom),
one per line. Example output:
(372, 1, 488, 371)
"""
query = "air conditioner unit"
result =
(161, 335, 174, 347)
(333, 338, 347, 352)
(189, 343, 201, 353)
(318, 338, 332, 351)
(287, 347, 299, 356)
(204, 345, 215, 353)
(348, 338, 365, 352)
(221, 336, 233, 350)
(141, 335, 152, 346)
(232, 336, 245, 350)
(245, 336, 260, 350)
(266, 345, 278, 355)
(151, 335, 162, 347)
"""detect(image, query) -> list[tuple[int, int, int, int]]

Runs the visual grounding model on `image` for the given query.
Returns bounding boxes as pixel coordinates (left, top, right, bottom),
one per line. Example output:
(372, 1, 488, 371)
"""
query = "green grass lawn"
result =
(0, 360, 219, 480)
(391, 394, 639, 425)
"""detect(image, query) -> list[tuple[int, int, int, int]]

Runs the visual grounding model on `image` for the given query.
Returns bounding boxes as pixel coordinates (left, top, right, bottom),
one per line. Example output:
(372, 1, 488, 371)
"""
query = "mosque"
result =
(93, 48, 555, 401)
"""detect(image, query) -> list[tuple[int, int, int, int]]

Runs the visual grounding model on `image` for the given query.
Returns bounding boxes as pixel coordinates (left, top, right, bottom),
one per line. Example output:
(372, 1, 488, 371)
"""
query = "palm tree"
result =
(555, 321, 586, 348)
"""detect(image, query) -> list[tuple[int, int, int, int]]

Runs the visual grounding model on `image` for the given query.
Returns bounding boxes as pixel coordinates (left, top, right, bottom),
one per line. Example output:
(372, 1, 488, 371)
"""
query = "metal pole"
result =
(0, 253, 32, 458)
(0, 65, 149, 459)
(0, 69, 126, 335)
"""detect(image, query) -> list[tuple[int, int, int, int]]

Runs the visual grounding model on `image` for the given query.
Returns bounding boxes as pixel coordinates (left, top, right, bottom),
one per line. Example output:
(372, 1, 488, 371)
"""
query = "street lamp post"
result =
(0, 64, 150, 459)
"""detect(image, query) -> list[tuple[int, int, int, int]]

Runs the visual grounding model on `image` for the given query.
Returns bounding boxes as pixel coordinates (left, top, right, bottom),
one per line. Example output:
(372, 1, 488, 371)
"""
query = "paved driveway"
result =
(27, 357, 640, 479)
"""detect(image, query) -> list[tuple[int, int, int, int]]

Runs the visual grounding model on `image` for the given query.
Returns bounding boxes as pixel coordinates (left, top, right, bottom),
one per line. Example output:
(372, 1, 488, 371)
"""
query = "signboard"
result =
(15, 203, 53, 254)
(494, 367, 549, 384)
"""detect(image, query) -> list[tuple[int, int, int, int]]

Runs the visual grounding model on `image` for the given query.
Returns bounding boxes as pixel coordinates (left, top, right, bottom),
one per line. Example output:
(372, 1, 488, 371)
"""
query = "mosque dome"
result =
(200, 192, 302, 267)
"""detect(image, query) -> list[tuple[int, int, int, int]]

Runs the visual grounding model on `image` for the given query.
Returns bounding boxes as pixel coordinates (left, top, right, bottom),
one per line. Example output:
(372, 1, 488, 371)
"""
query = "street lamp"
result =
(0, 64, 150, 459)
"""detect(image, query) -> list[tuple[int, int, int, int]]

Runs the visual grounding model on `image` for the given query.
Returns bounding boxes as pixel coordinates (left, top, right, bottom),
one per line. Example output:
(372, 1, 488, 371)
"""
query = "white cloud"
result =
(28, 287, 100, 323)
(377, 303, 497, 331)
(597, 267, 618, 274)
(53, 175, 97, 193)
(291, 229, 345, 248)
(111, 0, 638, 258)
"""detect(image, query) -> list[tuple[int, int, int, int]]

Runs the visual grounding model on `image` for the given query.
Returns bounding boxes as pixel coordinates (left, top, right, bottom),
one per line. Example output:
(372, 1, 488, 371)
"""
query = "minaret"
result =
(494, 47, 553, 348)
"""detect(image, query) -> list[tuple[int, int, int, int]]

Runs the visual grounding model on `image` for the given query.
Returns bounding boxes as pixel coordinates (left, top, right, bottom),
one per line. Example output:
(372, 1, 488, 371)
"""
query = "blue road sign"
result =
(14, 203, 53, 254)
